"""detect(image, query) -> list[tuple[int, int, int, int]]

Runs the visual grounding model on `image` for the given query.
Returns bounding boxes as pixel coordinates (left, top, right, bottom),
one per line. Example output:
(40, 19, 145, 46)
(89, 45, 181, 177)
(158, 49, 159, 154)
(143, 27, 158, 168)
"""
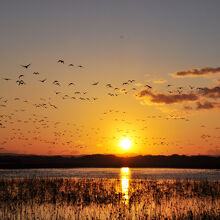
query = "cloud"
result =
(173, 67, 220, 77)
(196, 101, 220, 110)
(136, 89, 198, 104)
(153, 79, 167, 84)
(199, 86, 220, 99)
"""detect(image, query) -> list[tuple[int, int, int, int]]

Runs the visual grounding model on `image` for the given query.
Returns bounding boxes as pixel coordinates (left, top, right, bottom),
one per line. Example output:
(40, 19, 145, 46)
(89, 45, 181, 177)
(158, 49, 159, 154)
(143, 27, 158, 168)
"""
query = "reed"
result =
(0, 178, 219, 219)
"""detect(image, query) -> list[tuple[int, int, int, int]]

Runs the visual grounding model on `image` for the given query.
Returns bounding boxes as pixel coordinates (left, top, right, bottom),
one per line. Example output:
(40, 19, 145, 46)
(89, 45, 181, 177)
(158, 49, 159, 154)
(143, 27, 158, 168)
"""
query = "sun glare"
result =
(119, 138, 132, 151)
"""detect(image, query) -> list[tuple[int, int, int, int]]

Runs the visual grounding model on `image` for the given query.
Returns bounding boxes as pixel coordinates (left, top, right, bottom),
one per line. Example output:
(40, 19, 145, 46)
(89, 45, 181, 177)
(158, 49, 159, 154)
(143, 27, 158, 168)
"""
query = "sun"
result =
(119, 138, 132, 151)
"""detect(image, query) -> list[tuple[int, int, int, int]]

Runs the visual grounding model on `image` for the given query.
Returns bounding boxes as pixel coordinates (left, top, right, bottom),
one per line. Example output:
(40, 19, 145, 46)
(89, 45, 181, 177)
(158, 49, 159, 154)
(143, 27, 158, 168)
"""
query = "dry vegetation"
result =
(0, 178, 219, 219)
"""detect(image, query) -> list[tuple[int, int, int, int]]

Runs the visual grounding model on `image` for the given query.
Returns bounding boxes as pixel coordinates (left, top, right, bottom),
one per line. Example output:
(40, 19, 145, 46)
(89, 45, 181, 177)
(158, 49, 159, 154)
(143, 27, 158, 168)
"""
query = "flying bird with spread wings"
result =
(39, 79, 47, 83)
(58, 59, 64, 64)
(21, 64, 31, 69)
(92, 82, 99, 86)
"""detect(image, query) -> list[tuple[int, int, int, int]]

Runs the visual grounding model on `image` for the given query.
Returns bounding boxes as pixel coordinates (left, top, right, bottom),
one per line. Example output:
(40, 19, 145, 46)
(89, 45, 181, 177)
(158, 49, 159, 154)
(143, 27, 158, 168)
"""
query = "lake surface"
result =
(0, 168, 219, 180)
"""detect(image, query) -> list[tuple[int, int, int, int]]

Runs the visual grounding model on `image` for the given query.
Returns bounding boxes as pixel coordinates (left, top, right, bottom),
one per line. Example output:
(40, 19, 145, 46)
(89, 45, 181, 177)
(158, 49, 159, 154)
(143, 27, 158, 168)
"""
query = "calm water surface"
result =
(0, 168, 219, 180)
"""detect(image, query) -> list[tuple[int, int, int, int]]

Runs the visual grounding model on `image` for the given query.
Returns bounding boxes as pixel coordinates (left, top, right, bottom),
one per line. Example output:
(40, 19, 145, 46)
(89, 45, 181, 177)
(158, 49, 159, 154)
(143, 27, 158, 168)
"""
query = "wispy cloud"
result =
(136, 89, 198, 104)
(196, 101, 220, 110)
(199, 86, 220, 99)
(173, 67, 220, 77)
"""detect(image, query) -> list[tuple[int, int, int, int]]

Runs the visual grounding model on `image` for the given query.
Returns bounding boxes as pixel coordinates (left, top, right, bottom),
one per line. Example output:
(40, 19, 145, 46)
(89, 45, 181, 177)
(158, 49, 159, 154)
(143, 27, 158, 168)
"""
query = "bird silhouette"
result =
(16, 80, 25, 85)
(49, 103, 58, 109)
(128, 80, 135, 83)
(92, 82, 99, 86)
(2, 78, 11, 81)
(69, 64, 74, 66)
(68, 82, 75, 86)
(39, 79, 47, 83)
(58, 59, 64, 64)
(21, 64, 31, 69)
(33, 72, 39, 75)
(18, 75, 24, 79)
(145, 84, 152, 89)
(122, 82, 129, 85)
(53, 80, 60, 86)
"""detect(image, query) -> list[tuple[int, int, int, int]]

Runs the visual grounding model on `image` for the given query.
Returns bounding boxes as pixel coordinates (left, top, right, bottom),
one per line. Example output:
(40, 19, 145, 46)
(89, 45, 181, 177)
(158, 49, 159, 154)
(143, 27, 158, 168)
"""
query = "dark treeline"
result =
(0, 154, 219, 169)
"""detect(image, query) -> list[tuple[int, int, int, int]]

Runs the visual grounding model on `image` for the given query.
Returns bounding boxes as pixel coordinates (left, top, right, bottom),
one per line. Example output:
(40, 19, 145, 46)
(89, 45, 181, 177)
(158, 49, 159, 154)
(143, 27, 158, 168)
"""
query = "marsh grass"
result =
(0, 178, 219, 219)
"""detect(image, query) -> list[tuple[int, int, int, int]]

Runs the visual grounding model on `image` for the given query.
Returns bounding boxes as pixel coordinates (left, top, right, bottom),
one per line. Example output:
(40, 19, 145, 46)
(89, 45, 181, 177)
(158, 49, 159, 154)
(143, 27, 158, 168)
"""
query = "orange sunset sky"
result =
(0, 0, 220, 156)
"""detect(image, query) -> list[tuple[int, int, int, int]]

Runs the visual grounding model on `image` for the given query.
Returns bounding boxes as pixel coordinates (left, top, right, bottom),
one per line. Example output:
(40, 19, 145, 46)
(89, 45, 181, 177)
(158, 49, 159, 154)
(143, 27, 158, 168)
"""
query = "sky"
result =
(0, 0, 220, 156)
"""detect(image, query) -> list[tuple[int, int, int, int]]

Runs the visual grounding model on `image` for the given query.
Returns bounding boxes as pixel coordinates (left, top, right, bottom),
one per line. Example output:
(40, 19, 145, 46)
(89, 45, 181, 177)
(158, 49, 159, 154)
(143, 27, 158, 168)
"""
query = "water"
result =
(0, 168, 219, 180)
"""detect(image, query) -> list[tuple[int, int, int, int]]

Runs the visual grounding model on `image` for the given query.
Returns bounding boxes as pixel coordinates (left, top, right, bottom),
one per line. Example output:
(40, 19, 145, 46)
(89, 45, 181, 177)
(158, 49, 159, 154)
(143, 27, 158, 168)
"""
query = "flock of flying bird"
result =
(0, 59, 219, 154)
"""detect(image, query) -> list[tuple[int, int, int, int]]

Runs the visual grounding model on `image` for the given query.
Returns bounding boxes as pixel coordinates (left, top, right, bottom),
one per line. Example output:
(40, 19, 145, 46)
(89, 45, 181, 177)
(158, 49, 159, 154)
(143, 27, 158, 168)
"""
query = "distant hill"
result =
(0, 154, 219, 169)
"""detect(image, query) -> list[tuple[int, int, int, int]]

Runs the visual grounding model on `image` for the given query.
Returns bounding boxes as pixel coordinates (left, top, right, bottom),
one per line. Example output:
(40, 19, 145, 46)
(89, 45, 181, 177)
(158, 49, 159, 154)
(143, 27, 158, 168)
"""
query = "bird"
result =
(78, 65, 83, 68)
(128, 80, 135, 83)
(2, 78, 11, 81)
(49, 103, 58, 109)
(92, 82, 99, 86)
(145, 84, 152, 89)
(197, 87, 205, 90)
(21, 64, 31, 69)
(16, 80, 25, 85)
(68, 82, 75, 86)
(18, 75, 24, 79)
(69, 64, 74, 67)
(33, 72, 39, 75)
(53, 80, 60, 86)
(58, 59, 64, 64)
(39, 79, 47, 83)
(122, 82, 129, 85)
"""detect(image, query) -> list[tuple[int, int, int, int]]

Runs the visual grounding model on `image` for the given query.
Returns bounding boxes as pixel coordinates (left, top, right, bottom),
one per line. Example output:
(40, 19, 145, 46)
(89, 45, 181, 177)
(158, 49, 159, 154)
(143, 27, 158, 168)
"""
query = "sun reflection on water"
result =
(120, 167, 130, 204)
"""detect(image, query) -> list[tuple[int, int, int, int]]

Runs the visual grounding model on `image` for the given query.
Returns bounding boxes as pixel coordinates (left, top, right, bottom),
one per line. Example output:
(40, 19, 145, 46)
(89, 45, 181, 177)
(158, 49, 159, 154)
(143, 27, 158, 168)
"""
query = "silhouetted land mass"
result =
(0, 154, 219, 169)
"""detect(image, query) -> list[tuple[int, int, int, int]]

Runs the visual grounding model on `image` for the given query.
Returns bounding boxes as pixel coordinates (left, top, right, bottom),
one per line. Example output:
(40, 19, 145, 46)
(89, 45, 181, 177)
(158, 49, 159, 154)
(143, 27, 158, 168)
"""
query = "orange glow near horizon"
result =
(0, 1, 220, 157)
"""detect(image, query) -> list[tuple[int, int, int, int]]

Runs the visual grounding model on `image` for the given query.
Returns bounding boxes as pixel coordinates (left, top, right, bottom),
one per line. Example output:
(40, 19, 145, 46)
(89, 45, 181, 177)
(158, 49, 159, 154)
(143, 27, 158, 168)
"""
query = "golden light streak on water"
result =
(120, 167, 130, 204)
